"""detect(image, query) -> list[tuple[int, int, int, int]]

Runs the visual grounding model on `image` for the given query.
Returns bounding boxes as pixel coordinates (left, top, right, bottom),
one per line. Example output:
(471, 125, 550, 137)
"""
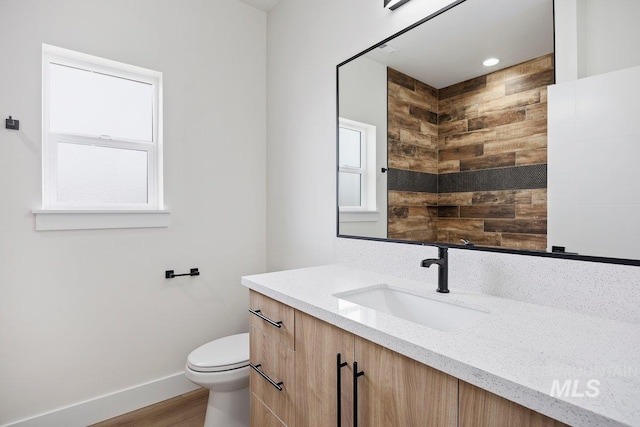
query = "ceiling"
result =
(363, 0, 554, 89)
(239, 0, 554, 89)
(236, 0, 282, 12)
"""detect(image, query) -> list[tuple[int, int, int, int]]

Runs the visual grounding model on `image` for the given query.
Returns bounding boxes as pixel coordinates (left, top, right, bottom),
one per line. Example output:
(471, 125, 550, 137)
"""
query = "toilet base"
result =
(204, 385, 249, 427)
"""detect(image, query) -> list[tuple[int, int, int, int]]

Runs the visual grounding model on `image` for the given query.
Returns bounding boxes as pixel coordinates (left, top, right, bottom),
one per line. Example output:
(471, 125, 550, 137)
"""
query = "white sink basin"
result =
(334, 285, 489, 332)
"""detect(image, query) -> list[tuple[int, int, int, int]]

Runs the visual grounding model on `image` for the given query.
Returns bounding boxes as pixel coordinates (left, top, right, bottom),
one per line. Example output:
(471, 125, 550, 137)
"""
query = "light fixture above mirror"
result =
(384, 0, 411, 11)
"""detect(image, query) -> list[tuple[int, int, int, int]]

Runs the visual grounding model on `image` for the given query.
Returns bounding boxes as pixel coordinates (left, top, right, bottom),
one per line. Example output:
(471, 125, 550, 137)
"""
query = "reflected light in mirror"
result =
(482, 57, 500, 66)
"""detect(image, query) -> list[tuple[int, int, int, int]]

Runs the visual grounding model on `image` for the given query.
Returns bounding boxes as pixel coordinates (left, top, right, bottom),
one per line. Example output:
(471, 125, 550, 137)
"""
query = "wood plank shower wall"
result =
(387, 54, 553, 250)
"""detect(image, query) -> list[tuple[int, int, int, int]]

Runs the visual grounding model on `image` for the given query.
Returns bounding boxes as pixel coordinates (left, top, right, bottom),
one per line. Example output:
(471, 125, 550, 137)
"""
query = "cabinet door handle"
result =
(250, 363, 284, 391)
(337, 353, 348, 427)
(249, 309, 283, 328)
(353, 361, 364, 427)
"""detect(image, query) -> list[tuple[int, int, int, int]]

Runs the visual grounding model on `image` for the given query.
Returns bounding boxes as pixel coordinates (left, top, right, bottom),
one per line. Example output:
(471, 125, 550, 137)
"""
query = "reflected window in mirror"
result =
(338, 118, 378, 222)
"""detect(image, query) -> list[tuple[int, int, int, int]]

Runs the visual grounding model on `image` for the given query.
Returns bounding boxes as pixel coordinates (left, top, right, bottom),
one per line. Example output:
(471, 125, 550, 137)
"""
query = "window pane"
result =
(339, 172, 361, 207)
(49, 63, 153, 141)
(57, 142, 148, 205)
(339, 127, 362, 168)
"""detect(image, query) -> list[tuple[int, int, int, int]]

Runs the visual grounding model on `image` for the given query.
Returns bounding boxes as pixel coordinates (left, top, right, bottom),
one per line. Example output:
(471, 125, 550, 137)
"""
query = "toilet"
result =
(185, 333, 250, 427)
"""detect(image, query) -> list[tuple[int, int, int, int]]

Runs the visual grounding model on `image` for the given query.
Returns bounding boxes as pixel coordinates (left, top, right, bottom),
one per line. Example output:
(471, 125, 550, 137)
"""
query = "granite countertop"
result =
(241, 264, 640, 427)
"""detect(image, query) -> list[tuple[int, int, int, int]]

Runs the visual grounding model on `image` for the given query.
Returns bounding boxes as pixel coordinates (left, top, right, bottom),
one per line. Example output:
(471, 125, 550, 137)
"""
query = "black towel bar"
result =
(165, 268, 200, 279)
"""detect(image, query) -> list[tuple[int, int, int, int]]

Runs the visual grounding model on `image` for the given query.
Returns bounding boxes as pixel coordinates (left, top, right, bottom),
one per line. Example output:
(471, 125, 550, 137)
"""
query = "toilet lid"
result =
(187, 333, 250, 373)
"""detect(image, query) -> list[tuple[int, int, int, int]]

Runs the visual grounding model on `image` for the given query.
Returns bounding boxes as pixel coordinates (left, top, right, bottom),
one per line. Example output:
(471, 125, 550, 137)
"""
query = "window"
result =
(36, 45, 168, 230)
(338, 118, 377, 215)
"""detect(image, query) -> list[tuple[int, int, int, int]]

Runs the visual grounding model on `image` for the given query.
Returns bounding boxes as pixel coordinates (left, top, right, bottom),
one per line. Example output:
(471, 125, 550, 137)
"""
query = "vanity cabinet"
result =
(459, 381, 568, 427)
(295, 311, 457, 426)
(250, 291, 567, 427)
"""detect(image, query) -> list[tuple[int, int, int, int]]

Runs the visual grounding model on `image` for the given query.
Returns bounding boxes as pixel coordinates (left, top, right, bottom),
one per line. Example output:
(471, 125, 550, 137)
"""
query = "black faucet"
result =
(420, 247, 449, 293)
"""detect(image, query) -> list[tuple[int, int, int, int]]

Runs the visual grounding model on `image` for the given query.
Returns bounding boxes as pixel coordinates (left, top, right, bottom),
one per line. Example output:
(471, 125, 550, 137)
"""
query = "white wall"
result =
(0, 0, 266, 424)
(553, 0, 579, 83)
(266, 0, 640, 314)
(578, 0, 640, 78)
(548, 66, 640, 260)
(555, 0, 640, 82)
(338, 57, 387, 239)
(550, 0, 640, 259)
(266, 0, 457, 270)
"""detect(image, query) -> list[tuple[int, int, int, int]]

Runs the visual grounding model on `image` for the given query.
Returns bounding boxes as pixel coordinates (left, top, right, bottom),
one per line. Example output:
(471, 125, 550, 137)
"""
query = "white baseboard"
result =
(3, 372, 200, 427)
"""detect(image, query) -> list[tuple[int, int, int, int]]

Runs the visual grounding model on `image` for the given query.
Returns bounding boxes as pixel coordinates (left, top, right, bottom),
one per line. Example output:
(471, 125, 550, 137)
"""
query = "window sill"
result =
(33, 210, 171, 231)
(339, 210, 380, 223)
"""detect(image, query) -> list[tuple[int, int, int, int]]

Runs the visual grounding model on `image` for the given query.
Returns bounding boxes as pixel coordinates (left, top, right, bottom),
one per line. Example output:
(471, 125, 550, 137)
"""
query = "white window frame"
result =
(35, 45, 168, 230)
(338, 118, 378, 221)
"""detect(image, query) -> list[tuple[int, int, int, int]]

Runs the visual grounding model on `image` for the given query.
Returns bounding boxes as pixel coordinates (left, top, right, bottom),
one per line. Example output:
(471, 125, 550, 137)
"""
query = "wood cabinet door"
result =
(459, 381, 568, 427)
(354, 336, 458, 427)
(295, 311, 355, 427)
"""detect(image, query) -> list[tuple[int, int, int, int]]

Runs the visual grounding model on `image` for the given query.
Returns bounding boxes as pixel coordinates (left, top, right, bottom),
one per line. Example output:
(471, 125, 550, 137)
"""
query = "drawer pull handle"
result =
(249, 309, 283, 328)
(250, 363, 284, 391)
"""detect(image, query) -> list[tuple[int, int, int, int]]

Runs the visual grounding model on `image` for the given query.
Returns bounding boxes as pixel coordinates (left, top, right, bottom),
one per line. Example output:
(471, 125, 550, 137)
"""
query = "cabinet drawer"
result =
(250, 290, 294, 348)
(250, 325, 295, 426)
(251, 392, 287, 427)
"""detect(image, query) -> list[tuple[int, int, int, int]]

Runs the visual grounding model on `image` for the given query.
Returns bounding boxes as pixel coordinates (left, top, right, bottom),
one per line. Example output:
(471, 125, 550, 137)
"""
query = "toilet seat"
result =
(187, 332, 249, 373)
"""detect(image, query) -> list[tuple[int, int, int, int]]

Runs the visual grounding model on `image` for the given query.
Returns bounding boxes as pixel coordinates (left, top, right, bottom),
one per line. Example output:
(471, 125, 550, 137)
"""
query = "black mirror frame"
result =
(335, 0, 640, 267)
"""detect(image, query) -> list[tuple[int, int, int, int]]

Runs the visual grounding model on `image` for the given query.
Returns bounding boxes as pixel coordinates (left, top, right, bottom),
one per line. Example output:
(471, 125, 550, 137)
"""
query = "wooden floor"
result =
(90, 388, 208, 427)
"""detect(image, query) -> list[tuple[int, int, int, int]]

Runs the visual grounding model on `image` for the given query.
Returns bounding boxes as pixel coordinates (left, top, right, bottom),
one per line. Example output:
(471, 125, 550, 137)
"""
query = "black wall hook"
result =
(165, 268, 200, 279)
(5, 116, 19, 130)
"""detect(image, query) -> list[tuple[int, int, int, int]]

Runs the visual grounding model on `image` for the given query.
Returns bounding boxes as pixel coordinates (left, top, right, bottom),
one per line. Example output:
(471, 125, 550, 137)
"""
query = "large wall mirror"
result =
(337, 0, 640, 265)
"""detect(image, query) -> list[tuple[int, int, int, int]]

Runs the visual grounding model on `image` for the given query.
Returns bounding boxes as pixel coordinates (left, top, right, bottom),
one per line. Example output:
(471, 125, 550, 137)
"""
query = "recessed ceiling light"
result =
(483, 58, 500, 67)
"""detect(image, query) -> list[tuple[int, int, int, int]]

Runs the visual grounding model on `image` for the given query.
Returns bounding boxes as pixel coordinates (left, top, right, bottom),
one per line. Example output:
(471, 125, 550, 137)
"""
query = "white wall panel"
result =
(0, 0, 266, 424)
(548, 66, 640, 259)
